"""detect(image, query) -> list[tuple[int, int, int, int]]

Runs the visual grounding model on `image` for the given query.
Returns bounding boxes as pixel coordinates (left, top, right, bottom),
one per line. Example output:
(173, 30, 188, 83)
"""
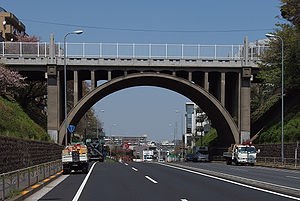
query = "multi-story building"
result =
(0, 7, 26, 42)
(184, 102, 210, 148)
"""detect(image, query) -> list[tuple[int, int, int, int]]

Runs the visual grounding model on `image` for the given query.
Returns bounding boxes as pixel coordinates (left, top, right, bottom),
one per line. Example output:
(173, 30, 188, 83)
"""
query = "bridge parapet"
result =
(0, 41, 268, 61)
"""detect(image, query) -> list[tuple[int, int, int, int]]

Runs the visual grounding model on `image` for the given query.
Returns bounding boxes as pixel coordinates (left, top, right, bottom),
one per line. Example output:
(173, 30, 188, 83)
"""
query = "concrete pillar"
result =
(221, 72, 225, 107)
(108, 71, 112, 81)
(74, 71, 79, 105)
(47, 65, 59, 143)
(240, 67, 252, 143)
(204, 72, 209, 91)
(91, 70, 96, 90)
(188, 72, 192, 82)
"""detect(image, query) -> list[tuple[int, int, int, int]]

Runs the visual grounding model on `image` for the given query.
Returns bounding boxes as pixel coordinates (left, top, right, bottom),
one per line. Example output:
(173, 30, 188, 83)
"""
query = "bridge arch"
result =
(59, 72, 239, 145)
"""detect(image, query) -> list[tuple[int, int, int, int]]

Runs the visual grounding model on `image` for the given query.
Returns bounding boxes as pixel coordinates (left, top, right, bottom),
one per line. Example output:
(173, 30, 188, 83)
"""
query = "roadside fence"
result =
(0, 160, 62, 200)
(256, 157, 300, 170)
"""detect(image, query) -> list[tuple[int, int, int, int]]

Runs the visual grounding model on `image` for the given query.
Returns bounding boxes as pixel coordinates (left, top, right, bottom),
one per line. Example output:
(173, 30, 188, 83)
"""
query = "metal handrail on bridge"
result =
(0, 41, 268, 60)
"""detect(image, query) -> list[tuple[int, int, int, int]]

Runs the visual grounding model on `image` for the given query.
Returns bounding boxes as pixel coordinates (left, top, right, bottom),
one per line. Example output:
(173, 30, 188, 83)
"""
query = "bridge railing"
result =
(0, 41, 268, 60)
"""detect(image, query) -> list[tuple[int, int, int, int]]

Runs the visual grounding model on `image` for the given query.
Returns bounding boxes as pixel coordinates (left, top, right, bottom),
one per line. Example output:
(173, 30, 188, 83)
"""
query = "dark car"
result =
(185, 153, 195, 162)
(193, 149, 210, 162)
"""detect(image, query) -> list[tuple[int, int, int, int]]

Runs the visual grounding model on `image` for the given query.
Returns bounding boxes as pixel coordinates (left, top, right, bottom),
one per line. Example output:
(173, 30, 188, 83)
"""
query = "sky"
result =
(1, 0, 281, 141)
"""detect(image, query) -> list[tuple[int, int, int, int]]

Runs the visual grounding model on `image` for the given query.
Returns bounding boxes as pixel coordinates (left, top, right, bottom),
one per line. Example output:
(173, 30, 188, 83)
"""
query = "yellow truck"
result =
(62, 143, 89, 174)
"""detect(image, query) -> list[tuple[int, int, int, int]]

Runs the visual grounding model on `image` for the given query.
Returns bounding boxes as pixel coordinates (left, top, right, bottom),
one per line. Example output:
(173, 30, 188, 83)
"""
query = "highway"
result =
(27, 161, 300, 201)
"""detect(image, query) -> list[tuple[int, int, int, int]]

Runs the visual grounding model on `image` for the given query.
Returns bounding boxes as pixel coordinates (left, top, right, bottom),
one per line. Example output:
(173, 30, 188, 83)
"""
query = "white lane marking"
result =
(286, 176, 300, 180)
(124, 163, 128, 166)
(132, 167, 138, 171)
(72, 162, 97, 201)
(158, 163, 300, 201)
(181, 199, 188, 201)
(145, 176, 158, 184)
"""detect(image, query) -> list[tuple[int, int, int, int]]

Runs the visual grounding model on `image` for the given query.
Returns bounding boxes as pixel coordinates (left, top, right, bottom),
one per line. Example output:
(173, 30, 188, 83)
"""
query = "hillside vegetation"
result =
(0, 96, 50, 141)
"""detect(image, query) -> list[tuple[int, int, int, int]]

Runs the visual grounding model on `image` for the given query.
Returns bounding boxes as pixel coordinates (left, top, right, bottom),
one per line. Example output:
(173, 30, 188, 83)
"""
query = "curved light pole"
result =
(64, 30, 83, 146)
(265, 33, 284, 163)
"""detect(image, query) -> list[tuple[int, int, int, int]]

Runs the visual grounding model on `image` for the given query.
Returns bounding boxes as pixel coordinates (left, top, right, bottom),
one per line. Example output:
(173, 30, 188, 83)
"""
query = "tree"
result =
(280, 0, 300, 76)
(0, 64, 27, 96)
(259, 23, 298, 92)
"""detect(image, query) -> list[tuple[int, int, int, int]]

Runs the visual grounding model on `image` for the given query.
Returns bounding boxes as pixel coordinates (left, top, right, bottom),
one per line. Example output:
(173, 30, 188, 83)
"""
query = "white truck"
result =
(223, 143, 259, 166)
(62, 143, 89, 174)
(143, 150, 154, 162)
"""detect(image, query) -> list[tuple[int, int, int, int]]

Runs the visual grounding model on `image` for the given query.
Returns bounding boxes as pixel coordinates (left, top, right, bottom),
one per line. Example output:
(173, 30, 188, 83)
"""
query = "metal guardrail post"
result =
(2, 174, 4, 200)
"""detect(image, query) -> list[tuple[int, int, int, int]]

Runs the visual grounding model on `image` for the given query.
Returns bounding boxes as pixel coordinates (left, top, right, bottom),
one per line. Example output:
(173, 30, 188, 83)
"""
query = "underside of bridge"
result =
(58, 73, 240, 146)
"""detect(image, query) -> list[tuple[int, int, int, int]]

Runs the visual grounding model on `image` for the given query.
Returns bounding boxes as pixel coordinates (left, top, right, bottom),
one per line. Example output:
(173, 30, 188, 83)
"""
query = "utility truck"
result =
(62, 143, 89, 174)
(86, 138, 105, 162)
(223, 142, 259, 166)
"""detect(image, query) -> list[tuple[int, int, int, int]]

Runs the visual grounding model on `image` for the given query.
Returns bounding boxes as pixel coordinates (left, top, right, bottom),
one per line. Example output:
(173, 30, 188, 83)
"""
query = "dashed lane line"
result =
(286, 176, 300, 180)
(132, 167, 138, 171)
(145, 176, 158, 184)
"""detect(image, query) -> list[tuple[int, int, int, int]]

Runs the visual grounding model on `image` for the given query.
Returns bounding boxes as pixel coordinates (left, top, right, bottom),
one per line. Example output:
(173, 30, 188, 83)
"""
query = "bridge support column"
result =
(204, 72, 209, 91)
(74, 71, 79, 105)
(91, 70, 97, 90)
(188, 72, 192, 81)
(74, 70, 83, 105)
(47, 65, 59, 143)
(221, 72, 225, 107)
(240, 68, 252, 143)
(108, 71, 112, 81)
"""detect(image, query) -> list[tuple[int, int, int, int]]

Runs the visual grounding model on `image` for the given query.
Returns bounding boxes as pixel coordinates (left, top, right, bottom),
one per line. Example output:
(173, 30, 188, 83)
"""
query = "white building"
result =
(184, 102, 210, 148)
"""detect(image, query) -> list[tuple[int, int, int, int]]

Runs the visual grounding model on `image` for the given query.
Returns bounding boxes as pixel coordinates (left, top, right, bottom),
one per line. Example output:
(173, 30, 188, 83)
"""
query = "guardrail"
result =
(0, 160, 62, 200)
(0, 41, 268, 60)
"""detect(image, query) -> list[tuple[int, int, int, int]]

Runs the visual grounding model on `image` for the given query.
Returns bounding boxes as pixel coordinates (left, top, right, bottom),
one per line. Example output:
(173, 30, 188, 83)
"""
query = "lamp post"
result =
(64, 30, 83, 146)
(176, 110, 184, 159)
(109, 123, 117, 156)
(96, 109, 105, 137)
(265, 33, 284, 163)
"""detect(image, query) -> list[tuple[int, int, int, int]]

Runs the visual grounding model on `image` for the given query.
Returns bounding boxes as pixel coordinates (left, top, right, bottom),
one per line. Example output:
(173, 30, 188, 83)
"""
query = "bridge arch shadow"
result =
(60, 72, 239, 145)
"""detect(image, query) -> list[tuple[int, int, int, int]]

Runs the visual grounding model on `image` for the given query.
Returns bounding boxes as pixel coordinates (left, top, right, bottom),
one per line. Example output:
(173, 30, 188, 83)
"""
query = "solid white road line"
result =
(286, 176, 300, 180)
(145, 176, 158, 184)
(132, 167, 138, 171)
(159, 163, 300, 201)
(181, 199, 188, 201)
(72, 162, 97, 201)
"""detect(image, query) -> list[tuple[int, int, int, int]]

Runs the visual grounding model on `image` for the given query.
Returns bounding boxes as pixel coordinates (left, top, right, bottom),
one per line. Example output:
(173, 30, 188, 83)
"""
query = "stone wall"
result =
(0, 136, 63, 174)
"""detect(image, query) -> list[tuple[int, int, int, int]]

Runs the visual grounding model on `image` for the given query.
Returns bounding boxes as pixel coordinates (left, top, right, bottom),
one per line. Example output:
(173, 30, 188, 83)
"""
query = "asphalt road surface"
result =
(27, 161, 300, 201)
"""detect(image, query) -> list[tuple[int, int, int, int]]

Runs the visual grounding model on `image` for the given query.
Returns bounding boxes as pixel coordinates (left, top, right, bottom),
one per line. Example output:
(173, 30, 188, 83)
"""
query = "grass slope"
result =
(0, 96, 50, 141)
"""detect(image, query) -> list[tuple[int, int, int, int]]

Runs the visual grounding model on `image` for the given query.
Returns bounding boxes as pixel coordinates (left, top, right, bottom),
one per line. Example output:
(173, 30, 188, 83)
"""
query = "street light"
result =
(96, 109, 105, 137)
(265, 33, 284, 163)
(64, 30, 83, 146)
(176, 110, 184, 159)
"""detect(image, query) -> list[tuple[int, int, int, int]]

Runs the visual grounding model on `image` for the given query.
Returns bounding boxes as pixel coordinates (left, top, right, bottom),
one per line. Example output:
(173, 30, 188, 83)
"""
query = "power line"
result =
(21, 18, 273, 33)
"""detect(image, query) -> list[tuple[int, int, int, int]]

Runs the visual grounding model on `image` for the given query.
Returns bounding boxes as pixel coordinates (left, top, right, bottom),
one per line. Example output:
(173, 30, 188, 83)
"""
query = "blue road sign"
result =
(67, 125, 76, 133)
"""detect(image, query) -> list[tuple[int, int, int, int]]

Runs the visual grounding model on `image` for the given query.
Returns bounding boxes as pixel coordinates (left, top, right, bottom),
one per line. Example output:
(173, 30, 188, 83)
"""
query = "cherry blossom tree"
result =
(0, 64, 27, 95)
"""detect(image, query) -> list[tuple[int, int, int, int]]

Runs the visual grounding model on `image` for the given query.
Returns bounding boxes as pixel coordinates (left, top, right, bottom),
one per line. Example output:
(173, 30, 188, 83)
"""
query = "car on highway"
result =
(184, 153, 195, 162)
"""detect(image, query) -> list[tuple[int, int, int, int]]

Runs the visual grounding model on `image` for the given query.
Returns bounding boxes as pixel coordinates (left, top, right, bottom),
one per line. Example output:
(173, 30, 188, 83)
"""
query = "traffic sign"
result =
(67, 125, 76, 133)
